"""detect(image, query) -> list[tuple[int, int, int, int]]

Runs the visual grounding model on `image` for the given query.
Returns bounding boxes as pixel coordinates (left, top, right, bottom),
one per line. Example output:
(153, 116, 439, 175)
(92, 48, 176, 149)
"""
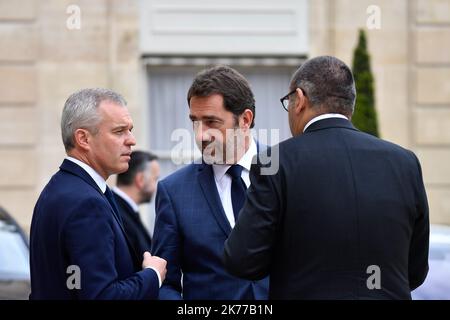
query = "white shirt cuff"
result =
(146, 266, 162, 288)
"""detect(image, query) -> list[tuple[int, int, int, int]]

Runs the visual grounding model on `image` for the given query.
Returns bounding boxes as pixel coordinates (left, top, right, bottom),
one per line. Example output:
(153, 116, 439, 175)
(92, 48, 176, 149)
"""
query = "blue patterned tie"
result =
(226, 164, 247, 222)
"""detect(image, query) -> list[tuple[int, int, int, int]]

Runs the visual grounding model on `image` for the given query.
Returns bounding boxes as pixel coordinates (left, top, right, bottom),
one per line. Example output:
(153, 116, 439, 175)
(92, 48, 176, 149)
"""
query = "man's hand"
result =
(142, 251, 167, 283)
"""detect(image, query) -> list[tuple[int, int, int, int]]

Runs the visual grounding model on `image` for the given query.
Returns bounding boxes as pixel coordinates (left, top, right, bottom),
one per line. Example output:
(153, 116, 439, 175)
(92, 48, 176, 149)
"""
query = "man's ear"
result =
(73, 129, 91, 151)
(240, 109, 254, 129)
(134, 171, 145, 189)
(294, 88, 307, 115)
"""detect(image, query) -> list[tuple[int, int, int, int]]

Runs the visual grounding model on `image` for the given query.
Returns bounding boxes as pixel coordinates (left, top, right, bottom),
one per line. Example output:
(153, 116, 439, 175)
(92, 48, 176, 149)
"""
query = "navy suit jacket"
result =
(224, 118, 430, 299)
(113, 191, 152, 257)
(30, 159, 159, 299)
(152, 155, 269, 300)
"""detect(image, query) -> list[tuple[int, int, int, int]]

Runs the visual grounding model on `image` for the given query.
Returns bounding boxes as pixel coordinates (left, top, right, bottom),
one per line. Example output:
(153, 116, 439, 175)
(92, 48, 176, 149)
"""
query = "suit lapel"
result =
(60, 160, 125, 231)
(197, 163, 232, 236)
(113, 193, 144, 269)
(115, 194, 152, 250)
(60, 159, 141, 269)
(60, 159, 101, 194)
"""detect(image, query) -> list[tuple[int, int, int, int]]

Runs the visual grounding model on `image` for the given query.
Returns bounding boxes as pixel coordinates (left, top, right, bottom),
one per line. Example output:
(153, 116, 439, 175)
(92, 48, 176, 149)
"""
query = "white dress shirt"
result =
(65, 156, 162, 287)
(303, 113, 349, 133)
(66, 156, 107, 193)
(212, 138, 257, 228)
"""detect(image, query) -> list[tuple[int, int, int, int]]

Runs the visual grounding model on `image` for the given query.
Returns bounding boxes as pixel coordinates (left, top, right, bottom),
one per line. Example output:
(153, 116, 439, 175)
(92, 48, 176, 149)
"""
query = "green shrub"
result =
(352, 29, 379, 137)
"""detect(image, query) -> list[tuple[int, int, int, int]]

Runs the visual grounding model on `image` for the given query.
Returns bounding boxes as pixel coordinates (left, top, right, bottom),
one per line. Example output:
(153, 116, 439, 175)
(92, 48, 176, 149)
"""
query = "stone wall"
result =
(0, 0, 39, 230)
(310, 0, 450, 224)
(0, 0, 143, 231)
(0, 0, 449, 230)
(414, 0, 450, 224)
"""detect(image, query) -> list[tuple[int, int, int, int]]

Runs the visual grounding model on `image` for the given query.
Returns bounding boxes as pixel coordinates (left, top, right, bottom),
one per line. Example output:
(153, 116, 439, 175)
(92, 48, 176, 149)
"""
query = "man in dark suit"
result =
(224, 56, 430, 299)
(113, 151, 158, 259)
(152, 66, 269, 299)
(30, 88, 166, 299)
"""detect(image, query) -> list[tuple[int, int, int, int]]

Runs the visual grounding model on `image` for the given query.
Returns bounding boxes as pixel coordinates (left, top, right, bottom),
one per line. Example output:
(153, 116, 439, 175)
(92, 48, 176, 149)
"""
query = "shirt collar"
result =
(303, 113, 349, 133)
(212, 137, 257, 181)
(112, 186, 139, 213)
(65, 156, 107, 193)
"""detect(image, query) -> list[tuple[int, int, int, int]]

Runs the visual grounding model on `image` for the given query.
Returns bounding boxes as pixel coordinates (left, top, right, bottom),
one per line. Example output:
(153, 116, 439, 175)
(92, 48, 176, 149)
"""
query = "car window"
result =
(412, 224, 450, 300)
(0, 221, 30, 280)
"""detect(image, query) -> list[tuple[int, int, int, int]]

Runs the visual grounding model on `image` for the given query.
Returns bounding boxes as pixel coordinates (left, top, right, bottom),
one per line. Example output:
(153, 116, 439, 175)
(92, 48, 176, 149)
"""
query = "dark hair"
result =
(187, 65, 256, 128)
(116, 151, 158, 186)
(291, 56, 356, 117)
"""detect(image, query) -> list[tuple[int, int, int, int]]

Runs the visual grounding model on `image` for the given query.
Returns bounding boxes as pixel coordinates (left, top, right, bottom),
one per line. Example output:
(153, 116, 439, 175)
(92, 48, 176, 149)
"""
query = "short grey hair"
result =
(61, 88, 127, 151)
(291, 56, 356, 116)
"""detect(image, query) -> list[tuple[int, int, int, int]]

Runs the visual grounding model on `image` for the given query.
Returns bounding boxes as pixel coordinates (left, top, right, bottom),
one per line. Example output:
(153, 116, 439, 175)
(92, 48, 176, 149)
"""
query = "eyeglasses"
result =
(280, 88, 305, 111)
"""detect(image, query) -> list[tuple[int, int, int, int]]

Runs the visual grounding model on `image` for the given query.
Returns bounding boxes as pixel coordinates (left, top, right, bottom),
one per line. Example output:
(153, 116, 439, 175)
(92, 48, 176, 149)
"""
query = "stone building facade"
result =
(0, 0, 448, 231)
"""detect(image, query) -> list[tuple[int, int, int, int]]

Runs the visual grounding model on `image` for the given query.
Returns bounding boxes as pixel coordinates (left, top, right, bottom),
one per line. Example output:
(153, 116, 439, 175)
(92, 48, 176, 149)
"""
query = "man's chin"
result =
(116, 163, 129, 174)
(141, 195, 152, 203)
(200, 143, 226, 164)
(202, 154, 216, 165)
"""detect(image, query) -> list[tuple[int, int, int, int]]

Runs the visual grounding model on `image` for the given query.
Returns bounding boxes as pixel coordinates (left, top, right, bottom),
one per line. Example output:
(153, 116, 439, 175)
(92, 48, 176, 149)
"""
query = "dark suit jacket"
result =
(224, 118, 429, 300)
(29, 159, 159, 300)
(113, 191, 152, 257)
(152, 160, 269, 300)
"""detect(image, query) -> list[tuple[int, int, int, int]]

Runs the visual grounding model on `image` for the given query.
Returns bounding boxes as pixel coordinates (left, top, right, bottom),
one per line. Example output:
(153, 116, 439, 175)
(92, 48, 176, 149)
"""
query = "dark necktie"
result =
(104, 186, 123, 226)
(226, 164, 247, 222)
(105, 187, 141, 270)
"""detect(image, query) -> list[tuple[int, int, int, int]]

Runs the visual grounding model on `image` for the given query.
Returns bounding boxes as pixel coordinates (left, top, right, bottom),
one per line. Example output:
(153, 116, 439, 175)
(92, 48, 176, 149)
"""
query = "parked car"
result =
(0, 207, 30, 300)
(412, 224, 450, 300)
